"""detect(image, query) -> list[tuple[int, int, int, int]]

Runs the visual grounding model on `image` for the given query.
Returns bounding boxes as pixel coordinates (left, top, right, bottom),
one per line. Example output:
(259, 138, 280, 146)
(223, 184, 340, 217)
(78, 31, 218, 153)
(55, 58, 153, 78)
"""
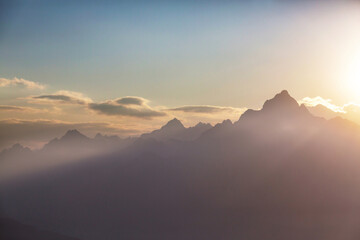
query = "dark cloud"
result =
(34, 95, 73, 102)
(29, 92, 164, 119)
(89, 102, 166, 119)
(30, 91, 92, 105)
(116, 97, 145, 106)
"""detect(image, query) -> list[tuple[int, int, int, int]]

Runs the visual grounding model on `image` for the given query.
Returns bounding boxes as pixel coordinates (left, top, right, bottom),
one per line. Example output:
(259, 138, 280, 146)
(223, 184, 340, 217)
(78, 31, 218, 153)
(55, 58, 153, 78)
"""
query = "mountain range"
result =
(1, 90, 360, 240)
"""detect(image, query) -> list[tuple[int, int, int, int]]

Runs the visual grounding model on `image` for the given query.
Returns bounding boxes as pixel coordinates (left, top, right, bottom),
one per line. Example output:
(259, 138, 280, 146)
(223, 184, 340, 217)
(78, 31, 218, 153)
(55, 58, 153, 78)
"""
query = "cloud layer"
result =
(168, 105, 245, 114)
(0, 105, 26, 111)
(0, 77, 45, 90)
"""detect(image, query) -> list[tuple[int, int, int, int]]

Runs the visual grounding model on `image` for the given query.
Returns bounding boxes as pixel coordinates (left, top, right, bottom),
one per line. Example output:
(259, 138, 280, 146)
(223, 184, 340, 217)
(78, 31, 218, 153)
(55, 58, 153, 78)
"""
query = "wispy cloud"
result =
(168, 105, 246, 114)
(299, 96, 360, 123)
(0, 77, 45, 90)
(0, 105, 27, 111)
(30, 90, 92, 105)
(0, 105, 52, 114)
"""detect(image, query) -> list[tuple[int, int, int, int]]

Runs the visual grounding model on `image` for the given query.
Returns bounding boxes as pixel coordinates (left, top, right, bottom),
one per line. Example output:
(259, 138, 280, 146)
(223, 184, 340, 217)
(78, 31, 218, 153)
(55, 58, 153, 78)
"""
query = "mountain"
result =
(307, 104, 344, 119)
(237, 90, 313, 123)
(141, 118, 212, 141)
(0, 143, 32, 160)
(60, 129, 90, 141)
(43, 129, 91, 150)
(200, 90, 322, 145)
(94, 133, 121, 142)
(2, 90, 360, 239)
(141, 118, 185, 140)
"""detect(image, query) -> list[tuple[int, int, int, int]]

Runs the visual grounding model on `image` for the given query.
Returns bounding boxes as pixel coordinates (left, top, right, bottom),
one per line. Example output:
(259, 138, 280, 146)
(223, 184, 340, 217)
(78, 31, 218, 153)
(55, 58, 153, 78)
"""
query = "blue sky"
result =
(1, 0, 360, 148)
(2, 1, 359, 104)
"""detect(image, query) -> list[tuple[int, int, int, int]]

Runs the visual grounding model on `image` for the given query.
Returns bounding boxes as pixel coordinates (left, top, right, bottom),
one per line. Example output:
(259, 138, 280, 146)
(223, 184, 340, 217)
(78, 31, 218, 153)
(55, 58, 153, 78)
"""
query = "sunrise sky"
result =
(1, 0, 360, 149)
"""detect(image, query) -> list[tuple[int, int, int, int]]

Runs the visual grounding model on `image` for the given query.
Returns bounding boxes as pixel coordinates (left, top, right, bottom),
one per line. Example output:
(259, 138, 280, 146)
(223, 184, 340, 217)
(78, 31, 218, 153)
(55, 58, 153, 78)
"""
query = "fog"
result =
(2, 91, 360, 239)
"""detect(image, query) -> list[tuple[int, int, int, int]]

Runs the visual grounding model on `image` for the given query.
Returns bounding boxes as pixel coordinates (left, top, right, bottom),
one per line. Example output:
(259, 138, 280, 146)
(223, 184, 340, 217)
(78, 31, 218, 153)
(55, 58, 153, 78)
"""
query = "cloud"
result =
(0, 105, 26, 111)
(299, 96, 360, 122)
(0, 77, 45, 90)
(0, 105, 50, 113)
(30, 90, 92, 105)
(168, 105, 245, 114)
(27, 92, 163, 119)
(299, 96, 346, 113)
(0, 119, 140, 150)
(89, 97, 166, 119)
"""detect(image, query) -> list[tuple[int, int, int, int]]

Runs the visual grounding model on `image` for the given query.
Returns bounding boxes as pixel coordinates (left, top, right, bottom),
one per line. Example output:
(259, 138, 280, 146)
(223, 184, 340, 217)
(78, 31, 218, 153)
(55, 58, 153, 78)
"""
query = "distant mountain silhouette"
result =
(2, 90, 360, 240)
(43, 129, 91, 150)
(307, 104, 344, 119)
(0, 143, 32, 160)
(94, 133, 121, 142)
(141, 118, 212, 141)
(237, 90, 312, 123)
(61, 129, 90, 141)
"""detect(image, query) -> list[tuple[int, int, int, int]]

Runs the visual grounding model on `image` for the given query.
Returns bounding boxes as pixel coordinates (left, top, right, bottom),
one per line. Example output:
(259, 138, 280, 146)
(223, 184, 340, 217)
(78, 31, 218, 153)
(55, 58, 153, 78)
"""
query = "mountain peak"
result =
(262, 90, 299, 112)
(280, 89, 289, 95)
(237, 90, 313, 123)
(161, 118, 185, 130)
(194, 122, 212, 128)
(62, 129, 89, 140)
(94, 133, 103, 139)
(0, 143, 32, 156)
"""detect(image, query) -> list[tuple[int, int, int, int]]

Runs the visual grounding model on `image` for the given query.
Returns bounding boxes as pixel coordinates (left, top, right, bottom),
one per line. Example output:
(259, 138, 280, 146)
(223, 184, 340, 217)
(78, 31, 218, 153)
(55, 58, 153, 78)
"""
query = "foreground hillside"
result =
(0, 217, 80, 240)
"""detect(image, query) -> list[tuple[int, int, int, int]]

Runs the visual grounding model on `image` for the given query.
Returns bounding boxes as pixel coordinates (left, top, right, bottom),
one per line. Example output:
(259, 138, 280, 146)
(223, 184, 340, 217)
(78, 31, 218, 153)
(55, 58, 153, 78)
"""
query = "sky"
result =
(1, 0, 360, 149)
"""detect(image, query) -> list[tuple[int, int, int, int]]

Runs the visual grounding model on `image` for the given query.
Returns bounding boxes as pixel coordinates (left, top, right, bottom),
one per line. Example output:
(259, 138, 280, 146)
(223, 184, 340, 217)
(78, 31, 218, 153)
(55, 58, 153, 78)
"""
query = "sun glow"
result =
(346, 50, 360, 98)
